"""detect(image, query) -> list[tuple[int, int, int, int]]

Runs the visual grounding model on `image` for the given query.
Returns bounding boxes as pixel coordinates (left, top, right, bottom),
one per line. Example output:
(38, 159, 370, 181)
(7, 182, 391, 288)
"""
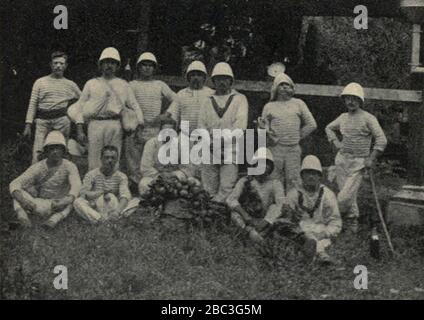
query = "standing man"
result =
(10, 131, 81, 228)
(23, 51, 81, 163)
(325, 83, 387, 233)
(166, 60, 214, 177)
(126, 52, 176, 185)
(260, 73, 317, 191)
(74, 145, 139, 223)
(75, 47, 144, 170)
(198, 62, 249, 203)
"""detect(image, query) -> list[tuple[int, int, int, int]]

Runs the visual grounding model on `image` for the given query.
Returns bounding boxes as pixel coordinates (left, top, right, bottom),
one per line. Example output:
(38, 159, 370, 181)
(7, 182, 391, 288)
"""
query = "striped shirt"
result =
(325, 109, 387, 157)
(80, 168, 131, 200)
(77, 77, 143, 124)
(227, 177, 285, 213)
(129, 80, 176, 125)
(167, 86, 214, 134)
(261, 98, 317, 146)
(9, 159, 81, 199)
(26, 75, 81, 123)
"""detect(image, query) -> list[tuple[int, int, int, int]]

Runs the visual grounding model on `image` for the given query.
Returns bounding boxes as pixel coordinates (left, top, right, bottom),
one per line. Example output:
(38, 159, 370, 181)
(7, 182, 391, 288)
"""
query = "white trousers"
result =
(300, 220, 332, 253)
(87, 120, 123, 170)
(201, 164, 238, 203)
(13, 189, 72, 225)
(269, 144, 301, 192)
(74, 194, 139, 223)
(335, 152, 365, 219)
(231, 204, 282, 229)
(32, 116, 70, 163)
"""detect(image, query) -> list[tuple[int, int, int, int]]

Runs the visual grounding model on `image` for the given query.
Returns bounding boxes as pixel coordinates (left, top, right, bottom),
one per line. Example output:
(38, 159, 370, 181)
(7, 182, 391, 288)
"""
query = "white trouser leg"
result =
(335, 152, 364, 219)
(201, 164, 220, 197)
(215, 164, 238, 203)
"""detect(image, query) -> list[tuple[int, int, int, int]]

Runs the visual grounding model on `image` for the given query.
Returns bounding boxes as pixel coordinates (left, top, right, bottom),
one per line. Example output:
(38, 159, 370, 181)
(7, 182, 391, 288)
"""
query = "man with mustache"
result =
(166, 60, 214, 178)
(325, 83, 387, 233)
(125, 52, 176, 185)
(260, 73, 317, 192)
(74, 47, 144, 171)
(23, 51, 81, 163)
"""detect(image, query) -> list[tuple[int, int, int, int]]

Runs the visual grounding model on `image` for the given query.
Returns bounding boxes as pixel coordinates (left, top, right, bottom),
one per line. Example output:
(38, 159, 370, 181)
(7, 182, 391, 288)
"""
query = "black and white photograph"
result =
(1, 0, 424, 303)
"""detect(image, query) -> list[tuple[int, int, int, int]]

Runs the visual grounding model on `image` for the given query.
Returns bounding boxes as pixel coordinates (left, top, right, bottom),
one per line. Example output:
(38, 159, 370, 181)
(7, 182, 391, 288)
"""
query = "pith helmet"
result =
(43, 131, 66, 149)
(341, 82, 365, 102)
(98, 47, 121, 65)
(301, 155, 323, 174)
(137, 52, 158, 66)
(186, 60, 207, 79)
(211, 62, 234, 79)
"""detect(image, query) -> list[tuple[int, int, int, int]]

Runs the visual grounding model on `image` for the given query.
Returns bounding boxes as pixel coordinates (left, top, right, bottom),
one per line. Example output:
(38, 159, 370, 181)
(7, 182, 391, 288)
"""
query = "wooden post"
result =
(408, 72, 424, 185)
(137, 0, 151, 53)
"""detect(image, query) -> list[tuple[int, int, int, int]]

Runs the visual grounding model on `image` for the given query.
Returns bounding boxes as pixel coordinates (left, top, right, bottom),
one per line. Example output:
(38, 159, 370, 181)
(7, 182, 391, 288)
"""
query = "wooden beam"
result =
(157, 75, 423, 103)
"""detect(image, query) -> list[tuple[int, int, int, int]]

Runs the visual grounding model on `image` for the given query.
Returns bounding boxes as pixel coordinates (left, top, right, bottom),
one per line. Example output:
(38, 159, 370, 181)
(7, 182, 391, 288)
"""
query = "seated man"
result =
(285, 155, 342, 263)
(74, 145, 139, 223)
(138, 116, 192, 196)
(9, 131, 81, 228)
(226, 148, 286, 243)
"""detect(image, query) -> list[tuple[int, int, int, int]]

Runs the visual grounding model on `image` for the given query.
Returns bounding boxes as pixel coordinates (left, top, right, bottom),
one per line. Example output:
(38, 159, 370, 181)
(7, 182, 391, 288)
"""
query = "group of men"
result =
(9, 46, 387, 263)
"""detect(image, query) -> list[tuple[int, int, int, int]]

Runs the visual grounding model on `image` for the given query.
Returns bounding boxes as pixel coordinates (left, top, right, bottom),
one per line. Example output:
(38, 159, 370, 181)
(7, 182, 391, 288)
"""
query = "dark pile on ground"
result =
(1, 139, 424, 299)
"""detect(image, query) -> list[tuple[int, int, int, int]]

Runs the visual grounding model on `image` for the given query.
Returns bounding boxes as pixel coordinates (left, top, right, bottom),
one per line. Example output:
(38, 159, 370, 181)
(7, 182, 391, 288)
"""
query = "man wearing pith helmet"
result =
(73, 47, 144, 171)
(166, 60, 214, 178)
(9, 131, 81, 228)
(286, 155, 342, 264)
(259, 73, 317, 192)
(197, 62, 248, 203)
(125, 52, 176, 185)
(325, 82, 387, 233)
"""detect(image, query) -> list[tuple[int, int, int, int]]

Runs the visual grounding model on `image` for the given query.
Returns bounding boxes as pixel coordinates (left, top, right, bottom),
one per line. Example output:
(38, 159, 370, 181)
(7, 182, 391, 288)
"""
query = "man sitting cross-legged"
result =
(226, 148, 286, 243)
(9, 131, 81, 228)
(74, 145, 139, 223)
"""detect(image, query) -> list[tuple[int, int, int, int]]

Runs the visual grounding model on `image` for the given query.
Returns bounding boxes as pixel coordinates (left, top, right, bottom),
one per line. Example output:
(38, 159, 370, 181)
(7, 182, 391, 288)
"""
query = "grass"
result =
(1, 138, 424, 300)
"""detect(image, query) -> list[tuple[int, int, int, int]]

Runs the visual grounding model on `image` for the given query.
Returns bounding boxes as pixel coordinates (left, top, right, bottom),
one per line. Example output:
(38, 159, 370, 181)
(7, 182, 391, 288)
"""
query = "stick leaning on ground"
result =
(369, 169, 396, 257)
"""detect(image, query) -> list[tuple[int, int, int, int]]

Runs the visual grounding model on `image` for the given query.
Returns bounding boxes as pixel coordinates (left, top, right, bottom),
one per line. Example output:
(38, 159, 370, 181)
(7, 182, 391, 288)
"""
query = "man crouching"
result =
(285, 155, 342, 264)
(9, 131, 81, 228)
(74, 145, 139, 223)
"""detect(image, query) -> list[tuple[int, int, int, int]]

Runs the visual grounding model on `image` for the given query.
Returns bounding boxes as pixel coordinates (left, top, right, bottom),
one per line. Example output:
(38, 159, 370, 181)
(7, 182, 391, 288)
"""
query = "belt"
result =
(92, 115, 121, 121)
(36, 108, 68, 120)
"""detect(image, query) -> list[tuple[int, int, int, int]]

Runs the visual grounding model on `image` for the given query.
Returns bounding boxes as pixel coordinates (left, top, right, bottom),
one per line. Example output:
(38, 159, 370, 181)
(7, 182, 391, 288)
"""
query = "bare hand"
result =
(108, 209, 121, 220)
(23, 124, 32, 140)
(364, 157, 374, 169)
(333, 139, 342, 150)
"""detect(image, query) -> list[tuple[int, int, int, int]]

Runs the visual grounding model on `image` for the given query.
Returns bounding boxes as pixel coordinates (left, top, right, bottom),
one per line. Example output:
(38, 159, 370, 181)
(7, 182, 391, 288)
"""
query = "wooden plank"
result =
(157, 75, 422, 103)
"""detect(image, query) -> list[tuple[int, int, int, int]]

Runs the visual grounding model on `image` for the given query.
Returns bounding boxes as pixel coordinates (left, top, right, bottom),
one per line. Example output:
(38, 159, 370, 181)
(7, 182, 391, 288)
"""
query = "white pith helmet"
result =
(341, 82, 365, 102)
(98, 47, 121, 65)
(211, 62, 234, 79)
(270, 73, 295, 101)
(186, 60, 207, 79)
(43, 131, 66, 149)
(137, 52, 157, 66)
(301, 155, 323, 174)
